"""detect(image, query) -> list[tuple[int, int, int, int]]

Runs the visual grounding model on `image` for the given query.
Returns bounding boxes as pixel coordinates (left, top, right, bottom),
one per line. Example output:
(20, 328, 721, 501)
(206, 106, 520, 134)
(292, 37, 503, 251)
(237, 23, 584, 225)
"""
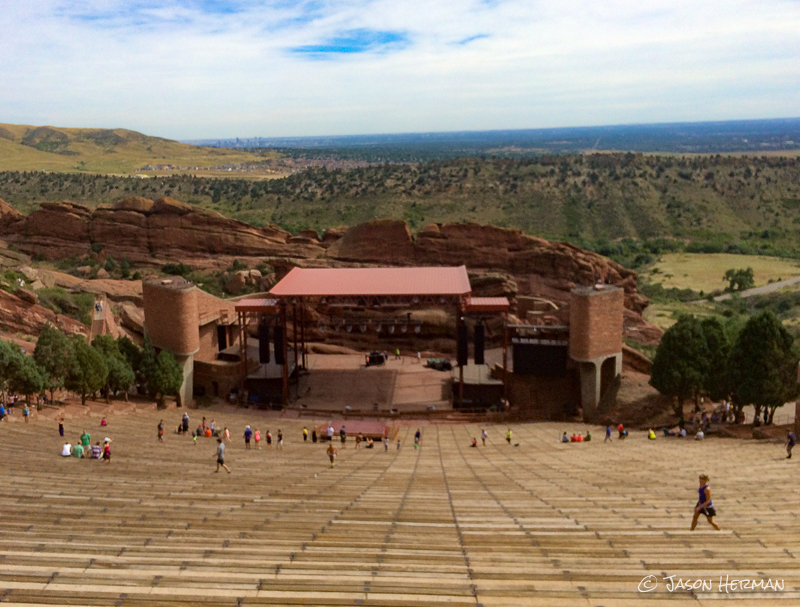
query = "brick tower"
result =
(569, 284, 624, 421)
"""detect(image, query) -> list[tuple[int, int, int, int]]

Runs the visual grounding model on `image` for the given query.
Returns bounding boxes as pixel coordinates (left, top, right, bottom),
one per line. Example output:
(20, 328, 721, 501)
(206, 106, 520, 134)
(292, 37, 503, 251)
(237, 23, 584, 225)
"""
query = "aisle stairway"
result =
(1, 409, 800, 606)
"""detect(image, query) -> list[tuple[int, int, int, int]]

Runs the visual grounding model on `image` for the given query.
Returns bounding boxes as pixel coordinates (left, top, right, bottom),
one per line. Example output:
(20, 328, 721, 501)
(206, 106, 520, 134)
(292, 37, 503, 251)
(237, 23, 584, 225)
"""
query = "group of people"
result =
(0, 394, 30, 422)
(60, 426, 111, 462)
(561, 431, 591, 443)
(243, 425, 283, 449)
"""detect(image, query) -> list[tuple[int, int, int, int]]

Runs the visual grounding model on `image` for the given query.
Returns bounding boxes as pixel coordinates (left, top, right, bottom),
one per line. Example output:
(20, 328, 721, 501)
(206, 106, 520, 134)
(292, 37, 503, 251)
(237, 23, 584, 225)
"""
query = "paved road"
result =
(696, 275, 800, 302)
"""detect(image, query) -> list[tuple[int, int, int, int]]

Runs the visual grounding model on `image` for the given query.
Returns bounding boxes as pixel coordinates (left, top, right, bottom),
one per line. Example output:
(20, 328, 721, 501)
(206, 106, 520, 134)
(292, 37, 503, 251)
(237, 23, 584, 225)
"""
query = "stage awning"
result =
(464, 297, 510, 313)
(234, 298, 281, 314)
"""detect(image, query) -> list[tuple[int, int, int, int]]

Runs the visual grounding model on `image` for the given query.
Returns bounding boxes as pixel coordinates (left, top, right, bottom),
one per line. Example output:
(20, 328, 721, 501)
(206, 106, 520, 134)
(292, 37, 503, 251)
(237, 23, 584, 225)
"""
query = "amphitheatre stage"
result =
(2, 406, 799, 606)
(294, 353, 454, 414)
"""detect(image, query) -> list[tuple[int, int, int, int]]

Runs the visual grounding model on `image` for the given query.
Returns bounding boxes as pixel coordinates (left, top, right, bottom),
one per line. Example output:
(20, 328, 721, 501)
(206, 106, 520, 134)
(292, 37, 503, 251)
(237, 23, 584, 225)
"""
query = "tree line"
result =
(650, 311, 799, 424)
(1, 324, 183, 408)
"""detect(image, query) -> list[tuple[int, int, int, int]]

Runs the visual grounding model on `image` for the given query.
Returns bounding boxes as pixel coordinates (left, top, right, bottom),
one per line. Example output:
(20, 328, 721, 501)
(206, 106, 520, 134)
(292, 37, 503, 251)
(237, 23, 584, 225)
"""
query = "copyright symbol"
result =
(638, 575, 658, 592)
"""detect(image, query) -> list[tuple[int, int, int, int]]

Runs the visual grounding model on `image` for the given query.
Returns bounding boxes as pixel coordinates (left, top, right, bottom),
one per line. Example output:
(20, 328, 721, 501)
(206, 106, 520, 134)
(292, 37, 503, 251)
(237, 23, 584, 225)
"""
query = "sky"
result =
(2, 0, 800, 140)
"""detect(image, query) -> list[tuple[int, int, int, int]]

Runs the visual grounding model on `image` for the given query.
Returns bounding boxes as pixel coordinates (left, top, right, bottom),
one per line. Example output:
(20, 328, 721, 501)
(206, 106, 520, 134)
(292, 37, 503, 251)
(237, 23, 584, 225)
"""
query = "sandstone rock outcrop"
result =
(0, 198, 661, 343)
(0, 198, 22, 228)
(2, 198, 323, 263)
(326, 220, 416, 263)
(0, 289, 87, 337)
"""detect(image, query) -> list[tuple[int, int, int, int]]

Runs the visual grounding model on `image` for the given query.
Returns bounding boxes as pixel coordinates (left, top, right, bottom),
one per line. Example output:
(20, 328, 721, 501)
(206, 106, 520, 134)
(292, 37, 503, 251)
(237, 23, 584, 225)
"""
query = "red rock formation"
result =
(2, 198, 323, 263)
(0, 198, 662, 344)
(0, 198, 22, 228)
(0, 289, 87, 337)
(326, 220, 416, 263)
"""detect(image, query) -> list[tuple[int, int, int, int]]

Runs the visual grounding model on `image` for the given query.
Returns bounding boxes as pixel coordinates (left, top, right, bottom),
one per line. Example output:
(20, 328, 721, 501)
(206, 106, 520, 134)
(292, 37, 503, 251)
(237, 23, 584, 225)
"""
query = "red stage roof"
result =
(270, 266, 472, 298)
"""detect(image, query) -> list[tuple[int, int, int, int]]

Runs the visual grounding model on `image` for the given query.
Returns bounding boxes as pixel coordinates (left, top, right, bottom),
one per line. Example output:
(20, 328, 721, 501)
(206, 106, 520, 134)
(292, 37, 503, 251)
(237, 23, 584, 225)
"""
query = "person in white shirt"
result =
(61, 442, 72, 457)
(695, 430, 705, 440)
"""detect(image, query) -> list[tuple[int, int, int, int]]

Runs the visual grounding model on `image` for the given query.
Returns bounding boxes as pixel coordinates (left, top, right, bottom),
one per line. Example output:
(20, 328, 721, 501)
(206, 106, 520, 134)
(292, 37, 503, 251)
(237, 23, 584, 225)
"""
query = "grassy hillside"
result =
(642, 253, 800, 292)
(0, 123, 273, 175)
(1, 153, 800, 263)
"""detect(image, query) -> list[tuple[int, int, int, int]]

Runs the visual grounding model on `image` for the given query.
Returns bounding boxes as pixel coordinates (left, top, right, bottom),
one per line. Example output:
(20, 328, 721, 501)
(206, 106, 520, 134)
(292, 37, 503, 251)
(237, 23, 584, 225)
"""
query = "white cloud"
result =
(0, 0, 798, 138)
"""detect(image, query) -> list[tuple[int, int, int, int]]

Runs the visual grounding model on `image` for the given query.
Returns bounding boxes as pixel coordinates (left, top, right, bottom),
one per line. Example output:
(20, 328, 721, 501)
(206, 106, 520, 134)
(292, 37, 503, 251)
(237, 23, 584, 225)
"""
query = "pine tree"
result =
(650, 315, 709, 418)
(33, 323, 70, 403)
(65, 338, 108, 406)
(727, 311, 799, 424)
(151, 350, 183, 407)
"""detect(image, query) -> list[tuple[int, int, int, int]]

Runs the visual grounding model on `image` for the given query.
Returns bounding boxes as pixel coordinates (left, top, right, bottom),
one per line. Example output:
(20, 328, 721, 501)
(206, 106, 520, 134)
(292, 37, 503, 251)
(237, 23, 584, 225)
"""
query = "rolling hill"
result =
(0, 122, 272, 175)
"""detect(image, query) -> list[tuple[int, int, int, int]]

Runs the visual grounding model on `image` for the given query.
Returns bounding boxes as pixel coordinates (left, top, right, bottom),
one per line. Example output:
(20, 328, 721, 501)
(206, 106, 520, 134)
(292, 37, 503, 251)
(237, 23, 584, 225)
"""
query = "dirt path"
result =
(698, 275, 800, 302)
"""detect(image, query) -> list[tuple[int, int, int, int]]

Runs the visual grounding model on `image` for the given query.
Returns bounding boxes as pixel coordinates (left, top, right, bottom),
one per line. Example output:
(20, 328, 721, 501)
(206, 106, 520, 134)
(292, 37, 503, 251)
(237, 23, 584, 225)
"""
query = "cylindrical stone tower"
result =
(142, 277, 200, 407)
(143, 277, 200, 355)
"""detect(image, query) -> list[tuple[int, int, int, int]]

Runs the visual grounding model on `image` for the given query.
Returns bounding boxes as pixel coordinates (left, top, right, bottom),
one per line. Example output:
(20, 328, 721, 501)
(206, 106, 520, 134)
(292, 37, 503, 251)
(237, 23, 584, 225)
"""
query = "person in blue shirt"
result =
(244, 425, 253, 449)
(691, 474, 721, 531)
(0, 404, 5, 421)
(604, 426, 612, 442)
(787, 431, 797, 459)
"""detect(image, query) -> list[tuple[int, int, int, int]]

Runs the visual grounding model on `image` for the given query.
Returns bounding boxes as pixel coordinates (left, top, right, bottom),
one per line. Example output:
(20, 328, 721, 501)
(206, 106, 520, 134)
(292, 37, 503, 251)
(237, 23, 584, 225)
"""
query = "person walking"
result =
(224, 427, 230, 441)
(214, 438, 231, 473)
(505, 428, 512, 445)
(23, 404, 29, 423)
(303, 426, 308, 442)
(326, 443, 338, 468)
(254, 429, 261, 449)
(58, 417, 65, 438)
(244, 426, 253, 449)
(604, 426, 612, 442)
(102, 439, 112, 464)
(312, 429, 317, 443)
(383, 436, 389, 451)
(691, 474, 720, 531)
(277, 429, 283, 449)
(415, 429, 421, 449)
(340, 425, 346, 446)
(158, 420, 164, 442)
(481, 429, 488, 446)
(787, 431, 797, 459)
(182, 413, 189, 434)
(266, 429, 272, 448)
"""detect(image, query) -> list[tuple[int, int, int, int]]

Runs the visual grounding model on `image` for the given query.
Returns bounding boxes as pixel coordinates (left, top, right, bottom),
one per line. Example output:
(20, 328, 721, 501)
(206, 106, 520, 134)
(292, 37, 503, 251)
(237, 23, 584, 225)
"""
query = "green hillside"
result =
(0, 122, 271, 175)
(1, 153, 800, 264)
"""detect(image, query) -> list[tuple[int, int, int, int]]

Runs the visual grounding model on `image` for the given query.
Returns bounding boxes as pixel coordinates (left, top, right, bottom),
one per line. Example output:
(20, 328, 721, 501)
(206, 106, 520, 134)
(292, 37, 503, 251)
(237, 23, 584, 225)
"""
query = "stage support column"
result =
(239, 312, 247, 399)
(300, 300, 307, 370)
(281, 303, 289, 407)
(292, 302, 299, 384)
(502, 316, 508, 404)
(457, 307, 464, 407)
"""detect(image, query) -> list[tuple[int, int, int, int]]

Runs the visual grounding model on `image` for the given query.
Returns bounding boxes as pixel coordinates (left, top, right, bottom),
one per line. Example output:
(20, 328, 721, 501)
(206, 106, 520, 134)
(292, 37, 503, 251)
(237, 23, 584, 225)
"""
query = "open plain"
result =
(1, 406, 799, 606)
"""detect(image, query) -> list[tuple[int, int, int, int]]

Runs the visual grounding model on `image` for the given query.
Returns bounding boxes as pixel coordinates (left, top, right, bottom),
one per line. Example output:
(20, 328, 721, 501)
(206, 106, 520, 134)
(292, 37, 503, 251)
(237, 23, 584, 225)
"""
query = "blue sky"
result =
(1, 0, 799, 139)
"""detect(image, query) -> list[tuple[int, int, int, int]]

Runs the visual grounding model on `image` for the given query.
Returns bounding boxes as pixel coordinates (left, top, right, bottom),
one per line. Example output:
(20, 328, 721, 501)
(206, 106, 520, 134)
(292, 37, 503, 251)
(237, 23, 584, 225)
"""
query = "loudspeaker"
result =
(258, 323, 270, 364)
(274, 325, 285, 365)
(457, 323, 468, 367)
(474, 323, 485, 365)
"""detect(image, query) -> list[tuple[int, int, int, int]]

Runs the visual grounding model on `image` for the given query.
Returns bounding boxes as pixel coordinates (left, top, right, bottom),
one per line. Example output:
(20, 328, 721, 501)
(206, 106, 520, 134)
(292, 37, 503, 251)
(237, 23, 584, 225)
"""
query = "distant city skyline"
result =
(2, 0, 799, 140)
